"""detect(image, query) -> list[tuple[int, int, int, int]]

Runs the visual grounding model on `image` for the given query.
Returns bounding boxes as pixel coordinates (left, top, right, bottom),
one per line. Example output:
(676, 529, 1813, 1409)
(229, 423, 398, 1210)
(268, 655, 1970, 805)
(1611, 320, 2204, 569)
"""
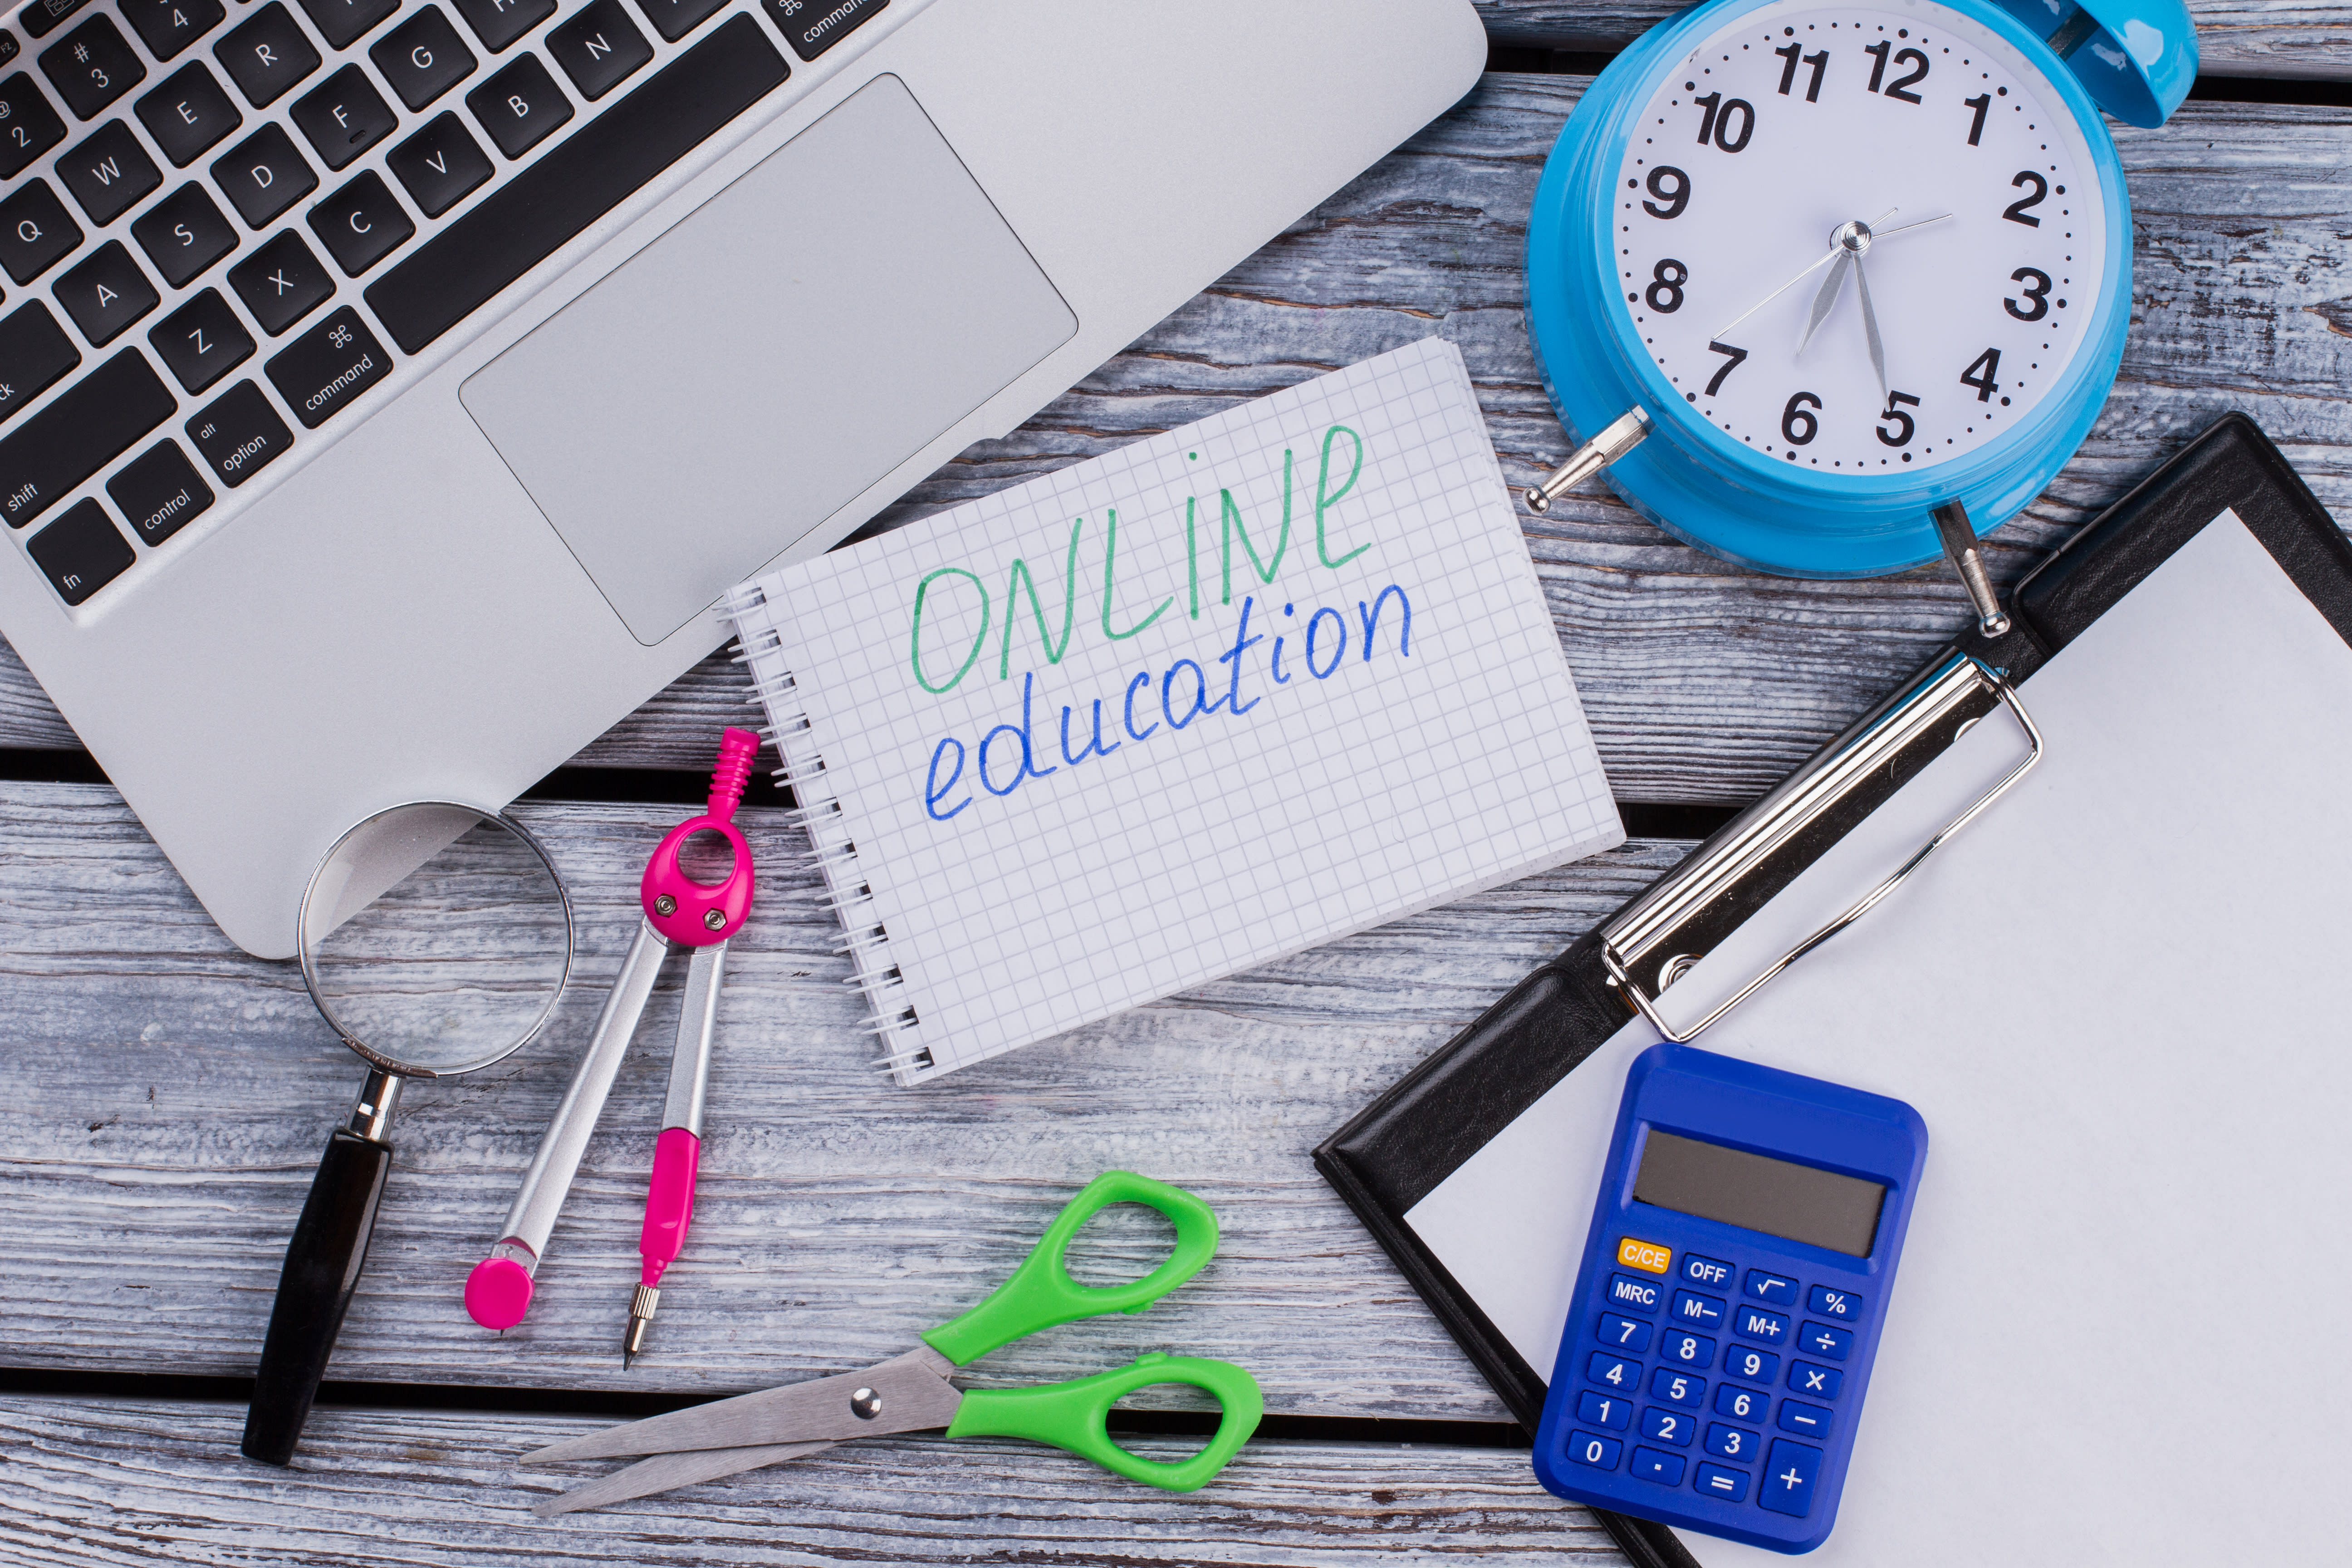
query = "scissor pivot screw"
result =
(704, 909, 725, 931)
(849, 1387, 882, 1420)
(654, 894, 677, 916)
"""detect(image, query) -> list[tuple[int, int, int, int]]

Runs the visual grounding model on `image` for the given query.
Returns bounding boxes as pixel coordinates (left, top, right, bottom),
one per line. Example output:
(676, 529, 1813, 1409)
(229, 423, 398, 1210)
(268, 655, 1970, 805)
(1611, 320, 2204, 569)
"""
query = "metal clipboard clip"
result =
(1600, 650, 2043, 1044)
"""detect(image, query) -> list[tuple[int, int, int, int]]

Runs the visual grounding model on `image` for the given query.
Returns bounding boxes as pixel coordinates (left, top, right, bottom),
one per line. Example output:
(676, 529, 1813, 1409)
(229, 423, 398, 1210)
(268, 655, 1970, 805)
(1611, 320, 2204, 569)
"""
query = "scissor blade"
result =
(521, 1345, 960, 1464)
(532, 1438, 837, 1517)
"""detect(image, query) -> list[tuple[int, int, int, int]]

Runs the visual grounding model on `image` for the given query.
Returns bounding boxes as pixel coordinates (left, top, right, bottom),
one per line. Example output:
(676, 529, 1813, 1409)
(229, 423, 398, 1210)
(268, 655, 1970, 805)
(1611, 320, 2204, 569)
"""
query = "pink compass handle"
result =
(642, 728, 760, 946)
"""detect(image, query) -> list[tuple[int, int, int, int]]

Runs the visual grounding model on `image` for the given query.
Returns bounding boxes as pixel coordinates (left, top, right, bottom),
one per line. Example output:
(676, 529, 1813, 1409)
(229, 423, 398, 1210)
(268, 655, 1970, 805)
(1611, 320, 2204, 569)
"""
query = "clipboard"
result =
(1314, 412, 2352, 1568)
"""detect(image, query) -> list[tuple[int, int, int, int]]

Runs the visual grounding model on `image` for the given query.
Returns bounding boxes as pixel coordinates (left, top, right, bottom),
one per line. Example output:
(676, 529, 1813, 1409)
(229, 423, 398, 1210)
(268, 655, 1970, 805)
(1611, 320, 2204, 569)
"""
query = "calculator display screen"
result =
(1633, 1129, 1886, 1257)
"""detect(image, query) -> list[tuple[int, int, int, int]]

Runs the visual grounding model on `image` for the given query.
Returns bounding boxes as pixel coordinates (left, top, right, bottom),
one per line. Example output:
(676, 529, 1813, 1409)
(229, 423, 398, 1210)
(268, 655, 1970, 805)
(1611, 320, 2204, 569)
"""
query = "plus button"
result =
(1758, 1438, 1823, 1519)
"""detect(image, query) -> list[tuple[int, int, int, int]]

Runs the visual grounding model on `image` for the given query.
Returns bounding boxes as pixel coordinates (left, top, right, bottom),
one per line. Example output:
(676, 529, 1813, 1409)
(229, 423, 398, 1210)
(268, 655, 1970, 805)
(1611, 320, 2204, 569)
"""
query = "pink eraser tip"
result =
(465, 1255, 535, 1330)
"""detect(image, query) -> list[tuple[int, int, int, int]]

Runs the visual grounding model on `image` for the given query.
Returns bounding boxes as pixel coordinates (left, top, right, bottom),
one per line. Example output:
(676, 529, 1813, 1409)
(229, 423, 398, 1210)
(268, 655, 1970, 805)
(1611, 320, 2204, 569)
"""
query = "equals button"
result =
(265, 305, 394, 430)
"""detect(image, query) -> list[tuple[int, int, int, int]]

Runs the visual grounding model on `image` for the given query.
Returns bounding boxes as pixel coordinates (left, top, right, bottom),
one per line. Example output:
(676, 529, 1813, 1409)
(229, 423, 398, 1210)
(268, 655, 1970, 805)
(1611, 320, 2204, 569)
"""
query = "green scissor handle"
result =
(920, 1171, 1220, 1366)
(945, 1352, 1264, 1493)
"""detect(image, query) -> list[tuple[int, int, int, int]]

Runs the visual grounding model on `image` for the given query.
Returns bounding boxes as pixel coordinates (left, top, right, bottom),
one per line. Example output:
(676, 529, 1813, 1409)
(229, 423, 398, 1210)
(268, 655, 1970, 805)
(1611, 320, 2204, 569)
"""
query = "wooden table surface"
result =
(5, 5, 2348, 1564)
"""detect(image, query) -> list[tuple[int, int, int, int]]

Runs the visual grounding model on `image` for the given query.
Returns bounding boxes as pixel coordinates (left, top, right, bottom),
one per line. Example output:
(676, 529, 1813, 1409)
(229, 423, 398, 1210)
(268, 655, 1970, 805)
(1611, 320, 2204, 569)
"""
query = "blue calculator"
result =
(1531, 1043, 1927, 1553)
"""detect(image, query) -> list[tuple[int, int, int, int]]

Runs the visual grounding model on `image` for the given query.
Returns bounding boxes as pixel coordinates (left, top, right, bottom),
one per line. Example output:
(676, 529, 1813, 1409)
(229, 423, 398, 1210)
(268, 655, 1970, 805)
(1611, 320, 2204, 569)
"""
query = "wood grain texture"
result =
(2, 82, 2348, 806)
(0, 781, 1688, 1419)
(1474, 0, 2352, 79)
(0, 1397, 1627, 1568)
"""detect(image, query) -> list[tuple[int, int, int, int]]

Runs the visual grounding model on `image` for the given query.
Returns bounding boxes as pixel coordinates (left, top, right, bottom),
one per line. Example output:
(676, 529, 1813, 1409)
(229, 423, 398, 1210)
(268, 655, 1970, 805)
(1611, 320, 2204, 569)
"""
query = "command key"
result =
(265, 305, 393, 430)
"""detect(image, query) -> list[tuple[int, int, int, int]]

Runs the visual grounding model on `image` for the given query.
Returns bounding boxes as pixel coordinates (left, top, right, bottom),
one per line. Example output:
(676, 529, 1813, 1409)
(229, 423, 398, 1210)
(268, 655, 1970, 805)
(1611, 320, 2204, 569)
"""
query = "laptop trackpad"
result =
(461, 74, 1077, 645)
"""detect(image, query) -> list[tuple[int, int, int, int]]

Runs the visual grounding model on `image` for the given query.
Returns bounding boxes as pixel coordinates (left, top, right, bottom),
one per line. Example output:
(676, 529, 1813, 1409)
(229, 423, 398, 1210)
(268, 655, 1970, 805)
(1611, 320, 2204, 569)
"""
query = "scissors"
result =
(465, 727, 760, 1360)
(521, 1171, 1263, 1514)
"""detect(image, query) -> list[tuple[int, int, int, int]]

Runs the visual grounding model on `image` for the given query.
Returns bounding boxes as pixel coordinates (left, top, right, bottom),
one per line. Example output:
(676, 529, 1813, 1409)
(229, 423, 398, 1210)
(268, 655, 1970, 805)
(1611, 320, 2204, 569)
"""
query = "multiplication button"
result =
(1788, 1361, 1842, 1399)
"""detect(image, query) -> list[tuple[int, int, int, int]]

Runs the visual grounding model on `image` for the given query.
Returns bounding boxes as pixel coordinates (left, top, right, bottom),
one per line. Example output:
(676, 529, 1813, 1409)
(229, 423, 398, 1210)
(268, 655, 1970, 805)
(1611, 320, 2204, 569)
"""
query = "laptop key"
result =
(53, 239, 160, 344)
(59, 120, 163, 226)
(290, 63, 395, 170)
(0, 348, 176, 528)
(137, 59, 242, 166)
(0, 301, 84, 426)
(41, 15, 147, 120)
(295, 0, 401, 52)
(228, 229, 333, 333)
(372, 7, 477, 110)
(212, 122, 318, 228)
(308, 170, 413, 275)
(386, 112, 491, 217)
(119, 0, 228, 63)
(633, 0, 726, 44)
(758, 0, 886, 62)
(370, 17, 787, 353)
(108, 439, 215, 546)
(467, 52, 571, 158)
(265, 303, 389, 427)
(184, 377, 291, 486)
(149, 285, 254, 392)
(0, 181, 84, 285)
(17, 0, 97, 43)
(450, 0, 557, 54)
(27, 496, 137, 604)
(131, 181, 238, 288)
(548, 0, 650, 102)
(214, 4, 320, 108)
(0, 74, 71, 178)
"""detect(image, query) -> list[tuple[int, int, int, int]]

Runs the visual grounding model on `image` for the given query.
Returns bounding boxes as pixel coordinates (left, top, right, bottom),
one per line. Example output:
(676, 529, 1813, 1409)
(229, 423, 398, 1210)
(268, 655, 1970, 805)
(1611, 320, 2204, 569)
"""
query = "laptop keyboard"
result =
(0, 0, 890, 610)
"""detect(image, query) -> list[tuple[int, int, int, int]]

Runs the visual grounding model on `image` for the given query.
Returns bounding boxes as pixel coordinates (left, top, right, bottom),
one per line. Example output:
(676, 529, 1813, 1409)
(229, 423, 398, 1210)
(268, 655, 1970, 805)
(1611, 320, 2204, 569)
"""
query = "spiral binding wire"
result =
(722, 581, 931, 1082)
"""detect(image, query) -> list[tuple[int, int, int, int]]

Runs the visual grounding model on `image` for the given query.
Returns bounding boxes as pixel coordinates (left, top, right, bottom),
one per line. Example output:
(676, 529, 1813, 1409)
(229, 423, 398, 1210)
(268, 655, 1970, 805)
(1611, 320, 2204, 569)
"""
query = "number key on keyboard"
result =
(308, 170, 414, 275)
(265, 304, 389, 426)
(41, 15, 147, 121)
(119, 0, 228, 63)
(0, 181, 84, 284)
(0, 349, 176, 527)
(54, 240, 160, 344)
(372, 8, 478, 111)
(229, 229, 334, 333)
(214, 4, 321, 109)
(451, 0, 558, 55)
(184, 378, 291, 486)
(468, 52, 573, 158)
(291, 63, 397, 169)
(150, 286, 255, 392)
(27, 496, 136, 604)
(213, 123, 318, 228)
(296, 0, 402, 52)
(131, 182, 238, 287)
(549, 0, 652, 101)
(0, 302, 83, 425)
(0, 74, 71, 177)
(59, 121, 163, 225)
(386, 112, 492, 216)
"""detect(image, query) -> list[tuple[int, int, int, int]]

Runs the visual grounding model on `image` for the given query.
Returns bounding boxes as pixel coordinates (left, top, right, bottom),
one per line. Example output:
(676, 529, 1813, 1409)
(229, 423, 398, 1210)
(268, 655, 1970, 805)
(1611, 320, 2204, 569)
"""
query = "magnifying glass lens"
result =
(299, 804, 571, 1075)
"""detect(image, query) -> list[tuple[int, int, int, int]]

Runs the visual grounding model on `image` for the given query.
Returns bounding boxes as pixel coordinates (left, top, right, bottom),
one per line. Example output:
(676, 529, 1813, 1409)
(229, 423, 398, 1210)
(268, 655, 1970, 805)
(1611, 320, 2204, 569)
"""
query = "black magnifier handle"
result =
(241, 1069, 402, 1466)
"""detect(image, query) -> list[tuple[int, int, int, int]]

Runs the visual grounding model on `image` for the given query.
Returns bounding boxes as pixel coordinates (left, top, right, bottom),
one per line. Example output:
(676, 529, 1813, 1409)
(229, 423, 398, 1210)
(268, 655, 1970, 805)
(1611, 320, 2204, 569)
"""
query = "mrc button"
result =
(1679, 1253, 1732, 1288)
(1616, 1237, 1672, 1274)
(1606, 1272, 1664, 1313)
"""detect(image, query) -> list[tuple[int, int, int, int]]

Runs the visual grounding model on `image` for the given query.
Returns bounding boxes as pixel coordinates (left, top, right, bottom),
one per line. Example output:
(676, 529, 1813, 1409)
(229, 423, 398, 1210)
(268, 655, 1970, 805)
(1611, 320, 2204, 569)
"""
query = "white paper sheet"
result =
(1408, 511, 2352, 1563)
(732, 339, 1622, 1081)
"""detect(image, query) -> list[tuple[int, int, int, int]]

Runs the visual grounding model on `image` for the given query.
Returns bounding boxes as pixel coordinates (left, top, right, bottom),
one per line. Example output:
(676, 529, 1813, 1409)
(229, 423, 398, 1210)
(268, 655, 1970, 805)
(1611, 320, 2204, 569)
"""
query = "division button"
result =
(129, 181, 239, 288)
(371, 7, 478, 111)
(213, 3, 322, 109)
(1798, 1321, 1854, 1361)
(133, 60, 243, 167)
(53, 239, 159, 344)
(106, 438, 214, 545)
(0, 300, 83, 424)
(307, 169, 414, 275)
(212, 123, 319, 229)
(228, 229, 334, 334)
(264, 303, 389, 426)
(40, 15, 146, 120)
(148, 286, 255, 392)
(0, 181, 84, 285)
(58, 120, 162, 226)
(0, 74, 70, 178)
(385, 112, 492, 217)
(184, 377, 291, 486)
(1759, 1438, 1823, 1518)
(467, 51, 573, 158)
(0, 349, 175, 526)
(26, 496, 134, 604)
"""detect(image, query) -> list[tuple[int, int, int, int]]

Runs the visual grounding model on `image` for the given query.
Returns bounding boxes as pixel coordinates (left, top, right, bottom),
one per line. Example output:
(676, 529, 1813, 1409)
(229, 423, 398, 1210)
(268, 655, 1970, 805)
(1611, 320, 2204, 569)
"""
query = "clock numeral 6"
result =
(2004, 171, 2048, 227)
(1961, 347, 2002, 402)
(1691, 92, 1754, 152)
(1864, 40, 1929, 103)
(1876, 391, 1921, 447)
(1642, 165, 1690, 220)
(1781, 391, 1821, 446)
(2005, 267, 2052, 321)
(1646, 258, 1687, 313)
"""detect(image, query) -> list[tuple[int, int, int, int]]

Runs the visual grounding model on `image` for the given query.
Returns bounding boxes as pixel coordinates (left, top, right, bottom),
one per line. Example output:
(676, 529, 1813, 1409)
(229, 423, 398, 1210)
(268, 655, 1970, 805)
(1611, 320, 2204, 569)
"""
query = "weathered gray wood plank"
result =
(5, 83, 2346, 808)
(0, 1397, 1624, 1568)
(1475, 0, 2352, 79)
(0, 781, 1688, 1418)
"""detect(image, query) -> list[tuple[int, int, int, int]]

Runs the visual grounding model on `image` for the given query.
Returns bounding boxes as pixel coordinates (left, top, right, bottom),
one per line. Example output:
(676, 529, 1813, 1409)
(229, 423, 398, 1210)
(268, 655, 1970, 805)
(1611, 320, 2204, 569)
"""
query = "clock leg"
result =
(1524, 408, 1651, 514)
(1931, 501, 2013, 637)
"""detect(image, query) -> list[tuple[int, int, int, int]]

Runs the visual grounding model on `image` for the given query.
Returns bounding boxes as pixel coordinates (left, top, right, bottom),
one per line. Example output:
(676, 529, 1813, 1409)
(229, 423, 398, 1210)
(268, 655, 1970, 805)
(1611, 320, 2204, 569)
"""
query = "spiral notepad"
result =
(726, 338, 1622, 1083)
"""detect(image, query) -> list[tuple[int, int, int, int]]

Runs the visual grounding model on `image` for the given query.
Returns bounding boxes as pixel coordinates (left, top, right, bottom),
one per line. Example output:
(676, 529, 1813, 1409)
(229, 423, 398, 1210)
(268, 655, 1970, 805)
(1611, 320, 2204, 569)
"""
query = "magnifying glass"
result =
(241, 802, 574, 1466)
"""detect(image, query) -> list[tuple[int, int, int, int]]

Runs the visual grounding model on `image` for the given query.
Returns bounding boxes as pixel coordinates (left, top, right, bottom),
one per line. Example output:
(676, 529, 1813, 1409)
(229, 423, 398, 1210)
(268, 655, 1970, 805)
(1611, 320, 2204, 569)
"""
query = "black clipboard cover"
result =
(1312, 413, 2352, 1568)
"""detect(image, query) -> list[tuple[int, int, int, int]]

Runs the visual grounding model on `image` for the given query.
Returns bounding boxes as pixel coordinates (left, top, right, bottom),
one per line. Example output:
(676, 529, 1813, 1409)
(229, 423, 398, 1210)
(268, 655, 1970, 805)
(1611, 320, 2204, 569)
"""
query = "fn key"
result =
(266, 305, 392, 428)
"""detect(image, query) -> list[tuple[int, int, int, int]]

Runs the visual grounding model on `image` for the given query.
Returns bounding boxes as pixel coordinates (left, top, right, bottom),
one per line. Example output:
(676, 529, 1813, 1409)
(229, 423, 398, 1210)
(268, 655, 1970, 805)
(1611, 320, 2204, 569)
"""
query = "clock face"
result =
(1609, 0, 2109, 476)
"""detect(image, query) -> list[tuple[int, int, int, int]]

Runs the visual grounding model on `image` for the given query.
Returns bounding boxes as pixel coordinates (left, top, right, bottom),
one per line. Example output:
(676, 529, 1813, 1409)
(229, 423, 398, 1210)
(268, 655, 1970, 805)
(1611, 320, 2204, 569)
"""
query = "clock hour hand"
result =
(1795, 250, 1852, 358)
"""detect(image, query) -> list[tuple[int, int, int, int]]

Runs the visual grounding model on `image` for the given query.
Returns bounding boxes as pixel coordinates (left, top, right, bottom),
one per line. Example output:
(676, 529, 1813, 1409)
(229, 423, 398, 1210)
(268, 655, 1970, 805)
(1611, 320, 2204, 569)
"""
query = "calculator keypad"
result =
(1569, 1237, 1871, 1529)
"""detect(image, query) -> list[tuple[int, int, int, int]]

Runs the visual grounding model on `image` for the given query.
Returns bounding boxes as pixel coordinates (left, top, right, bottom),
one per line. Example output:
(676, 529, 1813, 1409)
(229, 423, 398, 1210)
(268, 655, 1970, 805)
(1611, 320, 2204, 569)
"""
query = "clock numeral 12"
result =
(1863, 40, 1928, 104)
(1774, 43, 1828, 103)
(1961, 348, 2002, 402)
(1691, 92, 1755, 152)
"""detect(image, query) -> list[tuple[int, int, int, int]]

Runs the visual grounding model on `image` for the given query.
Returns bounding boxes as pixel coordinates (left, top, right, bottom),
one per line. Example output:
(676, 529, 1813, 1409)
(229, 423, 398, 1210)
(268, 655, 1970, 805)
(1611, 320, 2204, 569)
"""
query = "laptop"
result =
(0, 0, 1486, 956)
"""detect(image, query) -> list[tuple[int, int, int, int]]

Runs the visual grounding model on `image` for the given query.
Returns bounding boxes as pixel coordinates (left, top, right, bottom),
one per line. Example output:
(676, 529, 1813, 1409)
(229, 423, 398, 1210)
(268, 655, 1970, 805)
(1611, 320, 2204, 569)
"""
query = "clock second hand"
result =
(1713, 208, 1896, 343)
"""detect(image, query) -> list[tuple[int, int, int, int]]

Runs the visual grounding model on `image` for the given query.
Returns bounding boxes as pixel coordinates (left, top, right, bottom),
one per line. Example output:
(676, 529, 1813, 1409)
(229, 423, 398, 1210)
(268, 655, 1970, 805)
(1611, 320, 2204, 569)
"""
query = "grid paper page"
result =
(732, 338, 1622, 1082)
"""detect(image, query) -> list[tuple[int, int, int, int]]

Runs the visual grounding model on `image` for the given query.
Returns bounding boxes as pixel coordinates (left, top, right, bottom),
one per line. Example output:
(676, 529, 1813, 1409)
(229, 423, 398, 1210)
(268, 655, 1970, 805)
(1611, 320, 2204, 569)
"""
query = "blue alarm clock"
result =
(1531, 1043, 1928, 1553)
(1521, 0, 2196, 618)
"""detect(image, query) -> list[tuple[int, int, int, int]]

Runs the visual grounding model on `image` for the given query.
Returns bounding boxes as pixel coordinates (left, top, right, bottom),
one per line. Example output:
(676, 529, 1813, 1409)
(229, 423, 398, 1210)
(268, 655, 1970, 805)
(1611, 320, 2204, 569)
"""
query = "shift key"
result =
(266, 305, 392, 429)
(0, 350, 176, 528)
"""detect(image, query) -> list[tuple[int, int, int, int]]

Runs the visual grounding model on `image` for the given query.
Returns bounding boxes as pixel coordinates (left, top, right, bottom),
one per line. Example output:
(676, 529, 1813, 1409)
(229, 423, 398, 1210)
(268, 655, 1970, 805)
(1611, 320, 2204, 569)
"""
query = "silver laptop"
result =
(0, 0, 1484, 955)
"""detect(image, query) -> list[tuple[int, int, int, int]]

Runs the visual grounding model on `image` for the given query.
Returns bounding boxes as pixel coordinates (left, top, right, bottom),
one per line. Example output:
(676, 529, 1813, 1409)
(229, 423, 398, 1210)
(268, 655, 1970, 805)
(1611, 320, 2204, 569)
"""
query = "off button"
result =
(1616, 1237, 1673, 1274)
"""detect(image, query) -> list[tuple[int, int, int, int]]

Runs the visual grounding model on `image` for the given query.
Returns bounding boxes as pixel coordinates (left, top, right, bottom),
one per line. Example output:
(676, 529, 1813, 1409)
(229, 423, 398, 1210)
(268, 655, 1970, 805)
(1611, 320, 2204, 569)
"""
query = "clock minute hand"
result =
(1852, 253, 1888, 405)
